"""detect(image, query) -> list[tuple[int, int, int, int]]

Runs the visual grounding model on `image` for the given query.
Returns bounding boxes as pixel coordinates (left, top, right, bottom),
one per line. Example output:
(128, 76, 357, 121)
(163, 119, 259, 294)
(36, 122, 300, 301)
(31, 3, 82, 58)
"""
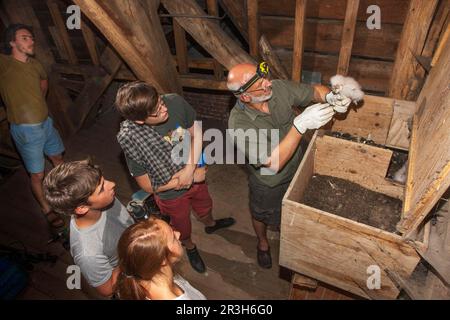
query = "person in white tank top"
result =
(114, 217, 206, 300)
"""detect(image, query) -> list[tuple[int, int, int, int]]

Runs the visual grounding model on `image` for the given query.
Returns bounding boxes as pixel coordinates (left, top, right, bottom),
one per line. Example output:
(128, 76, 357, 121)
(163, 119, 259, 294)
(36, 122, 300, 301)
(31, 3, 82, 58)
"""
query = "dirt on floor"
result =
(302, 174, 403, 233)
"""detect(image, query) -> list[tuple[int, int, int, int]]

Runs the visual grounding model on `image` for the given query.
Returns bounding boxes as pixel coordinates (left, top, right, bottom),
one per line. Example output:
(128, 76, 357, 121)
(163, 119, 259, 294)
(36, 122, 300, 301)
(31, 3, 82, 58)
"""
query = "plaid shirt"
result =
(117, 120, 185, 191)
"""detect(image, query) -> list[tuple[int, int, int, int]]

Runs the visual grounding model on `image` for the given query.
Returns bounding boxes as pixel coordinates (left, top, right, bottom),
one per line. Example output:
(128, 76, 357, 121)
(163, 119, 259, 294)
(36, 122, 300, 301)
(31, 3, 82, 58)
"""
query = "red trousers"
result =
(154, 183, 213, 240)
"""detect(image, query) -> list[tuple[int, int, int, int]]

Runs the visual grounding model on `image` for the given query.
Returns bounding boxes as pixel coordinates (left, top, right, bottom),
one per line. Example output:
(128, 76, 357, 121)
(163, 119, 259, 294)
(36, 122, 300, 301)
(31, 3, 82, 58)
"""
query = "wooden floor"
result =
(0, 108, 291, 300)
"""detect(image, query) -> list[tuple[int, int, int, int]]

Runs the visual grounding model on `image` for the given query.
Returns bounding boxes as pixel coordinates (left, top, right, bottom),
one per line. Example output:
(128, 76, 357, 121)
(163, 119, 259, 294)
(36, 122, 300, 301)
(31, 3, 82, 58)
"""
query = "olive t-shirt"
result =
(125, 94, 196, 200)
(0, 54, 48, 124)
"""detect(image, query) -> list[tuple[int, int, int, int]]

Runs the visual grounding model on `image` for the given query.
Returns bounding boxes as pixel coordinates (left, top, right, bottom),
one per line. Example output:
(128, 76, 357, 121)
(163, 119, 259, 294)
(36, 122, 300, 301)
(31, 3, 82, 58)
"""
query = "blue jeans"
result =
(10, 117, 65, 173)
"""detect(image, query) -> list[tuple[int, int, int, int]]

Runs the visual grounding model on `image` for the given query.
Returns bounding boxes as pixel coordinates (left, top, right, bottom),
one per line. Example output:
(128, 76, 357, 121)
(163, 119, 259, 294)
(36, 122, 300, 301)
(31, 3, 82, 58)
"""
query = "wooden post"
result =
(337, 0, 359, 76)
(387, 0, 439, 100)
(173, 20, 189, 74)
(81, 21, 100, 66)
(47, 0, 78, 65)
(291, 0, 307, 82)
(74, 0, 181, 94)
(207, 0, 224, 80)
(247, 0, 259, 59)
(161, 0, 255, 70)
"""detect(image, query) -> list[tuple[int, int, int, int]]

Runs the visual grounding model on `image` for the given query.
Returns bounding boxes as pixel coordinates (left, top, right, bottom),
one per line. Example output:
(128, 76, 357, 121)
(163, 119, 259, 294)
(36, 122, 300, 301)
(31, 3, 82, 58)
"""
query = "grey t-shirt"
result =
(70, 198, 134, 288)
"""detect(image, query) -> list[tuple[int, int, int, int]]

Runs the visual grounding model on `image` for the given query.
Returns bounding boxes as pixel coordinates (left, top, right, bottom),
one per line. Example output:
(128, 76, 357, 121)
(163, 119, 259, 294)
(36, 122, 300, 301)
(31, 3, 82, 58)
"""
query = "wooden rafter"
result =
(207, 0, 224, 80)
(247, 0, 259, 59)
(81, 20, 100, 66)
(337, 0, 359, 76)
(173, 20, 189, 74)
(291, 0, 307, 82)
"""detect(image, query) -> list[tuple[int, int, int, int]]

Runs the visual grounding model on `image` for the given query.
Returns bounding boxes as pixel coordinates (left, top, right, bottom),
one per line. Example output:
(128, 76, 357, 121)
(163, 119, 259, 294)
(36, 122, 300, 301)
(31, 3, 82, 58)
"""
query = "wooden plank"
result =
(179, 74, 228, 90)
(422, 0, 450, 61)
(247, 0, 259, 59)
(315, 135, 404, 199)
(47, 0, 78, 64)
(262, 17, 403, 60)
(206, 0, 224, 80)
(173, 20, 189, 74)
(431, 25, 450, 67)
(259, 0, 410, 24)
(70, 46, 122, 130)
(280, 199, 420, 299)
(291, 0, 307, 82)
(259, 35, 289, 79)
(48, 25, 68, 60)
(330, 95, 393, 145)
(219, 0, 248, 40)
(388, 0, 439, 100)
(74, 0, 181, 94)
(275, 49, 393, 93)
(337, 0, 359, 76)
(284, 131, 316, 203)
(292, 273, 318, 289)
(399, 35, 450, 236)
(81, 20, 100, 66)
(385, 99, 416, 151)
(161, 0, 255, 70)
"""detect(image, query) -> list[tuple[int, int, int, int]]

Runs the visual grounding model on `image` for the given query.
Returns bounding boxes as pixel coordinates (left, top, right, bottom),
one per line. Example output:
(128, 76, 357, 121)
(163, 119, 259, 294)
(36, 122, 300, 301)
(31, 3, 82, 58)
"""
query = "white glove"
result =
(325, 91, 351, 113)
(293, 103, 334, 134)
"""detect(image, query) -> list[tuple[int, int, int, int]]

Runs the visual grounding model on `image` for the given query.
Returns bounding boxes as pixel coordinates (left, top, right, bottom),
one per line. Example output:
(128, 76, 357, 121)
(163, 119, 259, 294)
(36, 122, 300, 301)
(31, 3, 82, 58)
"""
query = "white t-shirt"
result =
(173, 275, 207, 300)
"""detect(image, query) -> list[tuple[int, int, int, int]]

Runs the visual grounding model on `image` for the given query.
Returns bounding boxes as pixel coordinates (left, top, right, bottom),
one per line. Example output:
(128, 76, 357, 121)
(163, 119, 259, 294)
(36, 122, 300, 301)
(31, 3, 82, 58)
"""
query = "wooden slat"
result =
(330, 95, 393, 145)
(74, 0, 181, 94)
(179, 74, 228, 90)
(337, 0, 359, 75)
(173, 20, 189, 74)
(259, 0, 410, 24)
(48, 25, 68, 60)
(206, 0, 223, 80)
(262, 17, 403, 60)
(47, 0, 78, 64)
(388, 0, 439, 100)
(259, 35, 289, 80)
(247, 0, 259, 59)
(399, 35, 450, 236)
(219, 0, 248, 39)
(161, 0, 255, 70)
(385, 100, 416, 150)
(431, 25, 450, 67)
(314, 135, 404, 199)
(81, 20, 100, 66)
(276, 49, 393, 93)
(291, 0, 307, 82)
(422, 0, 450, 61)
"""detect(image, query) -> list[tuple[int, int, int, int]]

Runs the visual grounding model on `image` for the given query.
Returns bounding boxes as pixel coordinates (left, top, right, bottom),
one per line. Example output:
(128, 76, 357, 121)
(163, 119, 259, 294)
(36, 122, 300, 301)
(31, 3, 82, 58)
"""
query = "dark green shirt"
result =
(125, 94, 196, 200)
(228, 80, 314, 187)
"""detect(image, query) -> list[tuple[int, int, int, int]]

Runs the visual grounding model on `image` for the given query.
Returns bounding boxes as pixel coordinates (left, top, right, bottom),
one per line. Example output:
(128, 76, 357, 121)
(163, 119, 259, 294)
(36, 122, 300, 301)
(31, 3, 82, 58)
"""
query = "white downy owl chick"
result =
(330, 75, 365, 104)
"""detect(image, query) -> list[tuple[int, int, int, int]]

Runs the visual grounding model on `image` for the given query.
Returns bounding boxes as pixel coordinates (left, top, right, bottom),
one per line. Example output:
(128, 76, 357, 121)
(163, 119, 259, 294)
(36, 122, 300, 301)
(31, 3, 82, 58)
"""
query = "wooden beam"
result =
(247, 0, 259, 59)
(179, 74, 228, 90)
(48, 26, 69, 61)
(81, 21, 100, 66)
(74, 0, 181, 94)
(220, 0, 248, 40)
(47, 0, 78, 65)
(291, 0, 307, 82)
(173, 20, 189, 74)
(259, 34, 289, 80)
(431, 25, 449, 67)
(388, 0, 439, 100)
(161, 0, 255, 70)
(207, 0, 224, 80)
(337, 0, 359, 76)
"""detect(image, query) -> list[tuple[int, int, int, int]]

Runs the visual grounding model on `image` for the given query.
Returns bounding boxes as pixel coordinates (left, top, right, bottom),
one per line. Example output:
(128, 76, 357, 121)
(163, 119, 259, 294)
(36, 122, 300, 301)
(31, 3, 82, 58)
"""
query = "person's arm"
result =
(173, 121, 202, 190)
(134, 173, 179, 194)
(312, 84, 330, 103)
(40, 79, 48, 98)
(95, 267, 121, 297)
(263, 127, 303, 173)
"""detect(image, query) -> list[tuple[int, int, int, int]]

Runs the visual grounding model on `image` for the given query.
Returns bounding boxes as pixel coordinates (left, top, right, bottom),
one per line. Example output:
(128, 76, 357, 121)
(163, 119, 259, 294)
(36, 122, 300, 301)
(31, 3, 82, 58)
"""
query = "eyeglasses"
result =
(244, 78, 271, 94)
(147, 96, 165, 118)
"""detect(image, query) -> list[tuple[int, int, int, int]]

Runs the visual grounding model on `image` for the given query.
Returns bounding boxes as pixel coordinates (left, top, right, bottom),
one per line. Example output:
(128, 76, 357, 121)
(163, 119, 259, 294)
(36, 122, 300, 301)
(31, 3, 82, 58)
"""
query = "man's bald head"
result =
(227, 63, 258, 92)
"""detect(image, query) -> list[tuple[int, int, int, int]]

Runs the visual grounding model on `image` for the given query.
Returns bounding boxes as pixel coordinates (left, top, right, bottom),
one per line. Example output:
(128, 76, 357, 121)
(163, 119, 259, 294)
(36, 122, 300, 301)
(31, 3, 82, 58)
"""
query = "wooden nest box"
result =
(280, 37, 450, 299)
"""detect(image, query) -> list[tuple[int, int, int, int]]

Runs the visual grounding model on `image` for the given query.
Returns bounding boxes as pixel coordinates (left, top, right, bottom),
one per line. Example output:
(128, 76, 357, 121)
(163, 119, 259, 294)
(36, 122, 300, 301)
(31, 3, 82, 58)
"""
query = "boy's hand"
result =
(173, 166, 194, 190)
(193, 167, 207, 183)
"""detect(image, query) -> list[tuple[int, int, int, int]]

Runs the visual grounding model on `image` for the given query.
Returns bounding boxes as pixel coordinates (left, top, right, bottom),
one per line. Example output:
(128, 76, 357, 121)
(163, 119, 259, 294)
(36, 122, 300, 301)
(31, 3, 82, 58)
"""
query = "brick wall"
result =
(183, 89, 235, 125)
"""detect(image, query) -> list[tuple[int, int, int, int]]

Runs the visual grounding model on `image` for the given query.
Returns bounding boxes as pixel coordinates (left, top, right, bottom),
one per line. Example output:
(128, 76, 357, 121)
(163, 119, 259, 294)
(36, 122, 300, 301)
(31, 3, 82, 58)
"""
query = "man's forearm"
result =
(265, 126, 302, 173)
(312, 84, 329, 103)
(186, 121, 203, 172)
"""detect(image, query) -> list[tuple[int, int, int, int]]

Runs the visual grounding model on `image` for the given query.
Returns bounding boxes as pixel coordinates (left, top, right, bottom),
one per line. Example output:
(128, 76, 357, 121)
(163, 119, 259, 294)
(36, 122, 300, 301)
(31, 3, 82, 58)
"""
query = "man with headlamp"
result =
(227, 62, 350, 269)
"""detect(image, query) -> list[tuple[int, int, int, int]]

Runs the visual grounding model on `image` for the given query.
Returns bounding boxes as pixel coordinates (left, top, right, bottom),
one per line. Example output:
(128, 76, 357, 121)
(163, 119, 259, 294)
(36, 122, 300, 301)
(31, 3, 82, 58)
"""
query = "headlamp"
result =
(233, 61, 269, 95)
